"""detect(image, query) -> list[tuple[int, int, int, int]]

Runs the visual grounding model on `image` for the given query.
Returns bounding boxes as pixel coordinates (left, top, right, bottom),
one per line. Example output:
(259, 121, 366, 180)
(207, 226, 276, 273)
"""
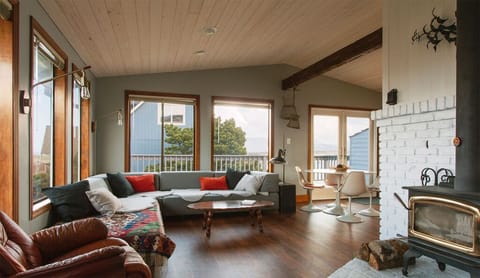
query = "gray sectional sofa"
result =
(88, 171, 280, 216)
(83, 170, 278, 277)
(158, 171, 279, 216)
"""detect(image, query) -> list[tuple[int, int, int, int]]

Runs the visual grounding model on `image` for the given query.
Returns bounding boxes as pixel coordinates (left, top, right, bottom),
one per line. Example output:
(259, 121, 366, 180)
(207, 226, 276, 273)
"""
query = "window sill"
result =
(32, 199, 51, 219)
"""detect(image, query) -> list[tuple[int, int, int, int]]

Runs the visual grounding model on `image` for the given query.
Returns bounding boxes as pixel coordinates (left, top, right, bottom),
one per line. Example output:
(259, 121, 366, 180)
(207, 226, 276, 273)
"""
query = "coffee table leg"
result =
(202, 211, 208, 230)
(249, 209, 256, 227)
(206, 210, 213, 238)
(256, 209, 264, 233)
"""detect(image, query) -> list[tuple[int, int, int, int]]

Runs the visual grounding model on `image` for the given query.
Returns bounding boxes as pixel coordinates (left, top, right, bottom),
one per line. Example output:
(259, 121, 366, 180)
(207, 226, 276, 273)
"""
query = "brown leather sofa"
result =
(0, 211, 151, 278)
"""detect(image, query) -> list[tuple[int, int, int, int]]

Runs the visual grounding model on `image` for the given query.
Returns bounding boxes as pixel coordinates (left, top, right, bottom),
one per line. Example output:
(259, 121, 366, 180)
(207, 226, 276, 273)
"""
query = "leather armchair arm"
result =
(13, 246, 126, 278)
(123, 246, 153, 278)
(30, 218, 108, 262)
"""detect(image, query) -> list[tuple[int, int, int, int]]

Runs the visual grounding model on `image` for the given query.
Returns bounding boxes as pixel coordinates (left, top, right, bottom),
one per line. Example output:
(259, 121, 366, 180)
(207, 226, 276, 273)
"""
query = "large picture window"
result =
(126, 91, 199, 172)
(211, 97, 273, 171)
(30, 18, 67, 217)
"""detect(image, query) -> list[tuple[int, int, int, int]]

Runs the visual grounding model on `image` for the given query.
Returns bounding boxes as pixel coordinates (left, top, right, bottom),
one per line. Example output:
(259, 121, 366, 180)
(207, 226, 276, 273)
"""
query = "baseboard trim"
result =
(296, 195, 308, 203)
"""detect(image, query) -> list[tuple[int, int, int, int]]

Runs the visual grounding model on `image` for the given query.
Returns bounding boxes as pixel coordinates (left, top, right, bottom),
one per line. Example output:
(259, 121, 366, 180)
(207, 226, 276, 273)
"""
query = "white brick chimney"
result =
(372, 96, 456, 239)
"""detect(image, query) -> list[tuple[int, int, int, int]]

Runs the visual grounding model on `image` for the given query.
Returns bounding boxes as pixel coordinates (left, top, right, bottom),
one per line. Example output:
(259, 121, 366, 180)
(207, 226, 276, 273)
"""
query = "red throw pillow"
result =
(125, 174, 155, 192)
(200, 176, 228, 190)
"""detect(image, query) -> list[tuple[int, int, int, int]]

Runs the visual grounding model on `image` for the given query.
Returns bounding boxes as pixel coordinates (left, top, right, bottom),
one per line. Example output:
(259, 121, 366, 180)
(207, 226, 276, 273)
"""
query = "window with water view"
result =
(311, 107, 373, 181)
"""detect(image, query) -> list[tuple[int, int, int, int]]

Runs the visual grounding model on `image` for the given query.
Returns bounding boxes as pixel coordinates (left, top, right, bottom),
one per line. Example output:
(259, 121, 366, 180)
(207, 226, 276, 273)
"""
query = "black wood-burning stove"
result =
(401, 186, 480, 276)
(398, 1, 480, 277)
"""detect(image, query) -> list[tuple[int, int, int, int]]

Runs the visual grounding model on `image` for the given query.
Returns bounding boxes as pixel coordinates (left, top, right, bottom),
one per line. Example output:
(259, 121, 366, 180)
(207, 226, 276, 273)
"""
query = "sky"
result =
(313, 115, 369, 155)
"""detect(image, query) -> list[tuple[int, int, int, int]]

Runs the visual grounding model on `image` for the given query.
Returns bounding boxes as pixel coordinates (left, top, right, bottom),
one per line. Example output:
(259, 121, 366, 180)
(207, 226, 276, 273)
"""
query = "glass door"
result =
(311, 107, 374, 182)
(312, 114, 340, 181)
(346, 116, 371, 171)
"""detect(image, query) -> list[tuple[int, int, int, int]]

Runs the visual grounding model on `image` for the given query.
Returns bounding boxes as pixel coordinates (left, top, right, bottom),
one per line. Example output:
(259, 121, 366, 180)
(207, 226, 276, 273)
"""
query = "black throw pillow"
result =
(43, 180, 96, 222)
(225, 168, 250, 189)
(107, 172, 135, 197)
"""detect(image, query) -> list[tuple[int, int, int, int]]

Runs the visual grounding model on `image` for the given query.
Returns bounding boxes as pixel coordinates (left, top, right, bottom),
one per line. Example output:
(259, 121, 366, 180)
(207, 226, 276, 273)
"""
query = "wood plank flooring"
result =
(163, 200, 379, 278)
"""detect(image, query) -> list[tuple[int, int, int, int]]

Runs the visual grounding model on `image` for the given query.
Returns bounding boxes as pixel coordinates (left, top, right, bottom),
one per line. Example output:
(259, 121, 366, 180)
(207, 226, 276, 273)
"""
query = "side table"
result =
(279, 183, 296, 213)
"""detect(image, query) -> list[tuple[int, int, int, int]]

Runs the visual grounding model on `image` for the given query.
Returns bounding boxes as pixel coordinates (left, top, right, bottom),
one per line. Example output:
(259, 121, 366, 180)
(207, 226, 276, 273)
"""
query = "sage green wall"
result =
(95, 65, 381, 193)
(17, 1, 95, 232)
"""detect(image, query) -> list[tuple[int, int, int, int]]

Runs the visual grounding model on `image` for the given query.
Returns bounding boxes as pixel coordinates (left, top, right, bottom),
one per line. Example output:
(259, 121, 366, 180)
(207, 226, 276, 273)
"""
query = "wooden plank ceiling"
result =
(39, 0, 382, 92)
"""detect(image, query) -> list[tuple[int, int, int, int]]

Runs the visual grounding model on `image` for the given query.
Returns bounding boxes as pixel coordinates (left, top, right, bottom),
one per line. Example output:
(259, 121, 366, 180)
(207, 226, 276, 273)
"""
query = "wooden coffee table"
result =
(187, 200, 274, 238)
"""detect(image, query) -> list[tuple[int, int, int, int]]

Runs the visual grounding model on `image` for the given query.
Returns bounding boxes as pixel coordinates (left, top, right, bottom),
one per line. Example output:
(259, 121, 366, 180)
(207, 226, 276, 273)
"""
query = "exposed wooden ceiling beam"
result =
(282, 28, 382, 90)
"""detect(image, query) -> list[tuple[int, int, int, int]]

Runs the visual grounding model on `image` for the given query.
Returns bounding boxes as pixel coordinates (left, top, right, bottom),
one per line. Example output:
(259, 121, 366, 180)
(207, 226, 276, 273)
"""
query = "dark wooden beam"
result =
(282, 28, 382, 90)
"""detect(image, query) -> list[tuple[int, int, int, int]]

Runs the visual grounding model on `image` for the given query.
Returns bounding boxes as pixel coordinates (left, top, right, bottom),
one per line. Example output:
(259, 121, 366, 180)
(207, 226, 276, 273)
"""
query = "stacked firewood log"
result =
(357, 239, 410, 270)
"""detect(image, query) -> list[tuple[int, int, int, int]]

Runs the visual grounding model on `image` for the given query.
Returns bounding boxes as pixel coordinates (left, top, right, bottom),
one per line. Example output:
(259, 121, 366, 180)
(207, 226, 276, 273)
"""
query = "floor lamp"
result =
(20, 65, 91, 114)
(270, 149, 287, 184)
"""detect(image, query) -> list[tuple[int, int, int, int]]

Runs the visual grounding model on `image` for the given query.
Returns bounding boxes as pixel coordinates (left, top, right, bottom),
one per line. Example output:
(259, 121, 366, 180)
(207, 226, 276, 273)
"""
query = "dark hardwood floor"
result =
(163, 200, 379, 278)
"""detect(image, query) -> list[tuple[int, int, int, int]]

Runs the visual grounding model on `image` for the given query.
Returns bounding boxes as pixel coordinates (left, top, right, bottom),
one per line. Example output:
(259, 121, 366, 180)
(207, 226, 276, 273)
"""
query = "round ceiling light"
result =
(203, 26, 217, 35)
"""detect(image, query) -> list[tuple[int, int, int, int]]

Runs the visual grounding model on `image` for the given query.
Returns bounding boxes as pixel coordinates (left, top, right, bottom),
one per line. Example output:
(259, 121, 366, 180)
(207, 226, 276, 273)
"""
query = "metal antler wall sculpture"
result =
(411, 8, 456, 51)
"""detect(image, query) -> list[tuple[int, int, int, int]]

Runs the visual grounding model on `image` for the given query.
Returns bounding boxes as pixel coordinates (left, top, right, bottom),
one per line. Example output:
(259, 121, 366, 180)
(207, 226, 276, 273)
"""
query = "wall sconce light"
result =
(91, 109, 123, 132)
(20, 65, 91, 114)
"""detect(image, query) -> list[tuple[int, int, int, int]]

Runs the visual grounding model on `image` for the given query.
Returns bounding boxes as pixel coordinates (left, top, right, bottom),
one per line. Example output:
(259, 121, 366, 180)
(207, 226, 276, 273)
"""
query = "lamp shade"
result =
(280, 105, 297, 120)
(269, 149, 286, 164)
(287, 116, 300, 129)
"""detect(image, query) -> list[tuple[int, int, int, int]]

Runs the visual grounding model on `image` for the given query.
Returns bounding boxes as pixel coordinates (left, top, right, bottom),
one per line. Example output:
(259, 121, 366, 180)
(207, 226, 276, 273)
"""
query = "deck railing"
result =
(130, 154, 269, 172)
(130, 154, 346, 177)
(212, 155, 268, 171)
(311, 155, 352, 181)
(130, 154, 194, 172)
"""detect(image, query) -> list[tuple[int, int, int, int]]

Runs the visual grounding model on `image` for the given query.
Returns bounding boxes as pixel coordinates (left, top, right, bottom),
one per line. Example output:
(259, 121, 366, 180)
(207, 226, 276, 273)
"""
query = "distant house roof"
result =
(350, 128, 369, 139)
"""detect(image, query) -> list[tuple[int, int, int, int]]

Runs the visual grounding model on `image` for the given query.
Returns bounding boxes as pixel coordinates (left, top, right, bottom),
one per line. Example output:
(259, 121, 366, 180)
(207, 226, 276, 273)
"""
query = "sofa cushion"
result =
(159, 171, 214, 190)
(200, 176, 228, 190)
(85, 188, 122, 216)
(234, 174, 264, 194)
(107, 173, 135, 197)
(43, 180, 96, 222)
(225, 168, 250, 189)
(87, 175, 111, 191)
(125, 174, 156, 192)
(253, 172, 279, 193)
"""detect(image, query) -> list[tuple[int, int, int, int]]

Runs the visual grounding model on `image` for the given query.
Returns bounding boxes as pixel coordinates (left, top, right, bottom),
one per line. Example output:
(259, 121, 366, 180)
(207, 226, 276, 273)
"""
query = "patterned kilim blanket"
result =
(97, 204, 176, 258)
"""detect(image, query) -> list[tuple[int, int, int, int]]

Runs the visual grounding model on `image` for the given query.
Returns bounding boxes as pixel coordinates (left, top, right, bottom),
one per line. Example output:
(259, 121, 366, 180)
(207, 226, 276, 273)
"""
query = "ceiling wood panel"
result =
(39, 0, 382, 91)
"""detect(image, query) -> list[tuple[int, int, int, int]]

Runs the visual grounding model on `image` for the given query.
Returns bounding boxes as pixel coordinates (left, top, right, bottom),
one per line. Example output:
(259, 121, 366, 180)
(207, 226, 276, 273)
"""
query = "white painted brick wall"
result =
(372, 96, 456, 240)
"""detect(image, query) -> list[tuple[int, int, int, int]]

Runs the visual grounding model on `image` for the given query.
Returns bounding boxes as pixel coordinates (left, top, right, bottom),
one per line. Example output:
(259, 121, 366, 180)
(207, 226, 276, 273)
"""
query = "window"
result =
(309, 106, 375, 182)
(126, 91, 199, 172)
(71, 65, 81, 182)
(30, 18, 67, 217)
(71, 64, 90, 182)
(31, 43, 54, 202)
(212, 97, 273, 171)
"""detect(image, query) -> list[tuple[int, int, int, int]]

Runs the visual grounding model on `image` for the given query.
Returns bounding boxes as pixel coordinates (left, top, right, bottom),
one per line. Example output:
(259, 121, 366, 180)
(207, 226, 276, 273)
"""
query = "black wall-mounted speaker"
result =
(386, 88, 398, 105)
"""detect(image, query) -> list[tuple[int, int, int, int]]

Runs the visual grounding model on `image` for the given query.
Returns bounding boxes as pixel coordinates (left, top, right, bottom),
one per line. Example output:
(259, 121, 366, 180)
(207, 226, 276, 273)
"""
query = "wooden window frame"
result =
(0, 0, 18, 221)
(210, 96, 274, 172)
(30, 17, 68, 219)
(124, 90, 200, 171)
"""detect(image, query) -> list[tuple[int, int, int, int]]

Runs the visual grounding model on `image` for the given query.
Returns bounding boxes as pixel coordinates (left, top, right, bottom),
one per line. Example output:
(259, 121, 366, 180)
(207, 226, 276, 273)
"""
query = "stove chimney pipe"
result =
(455, 0, 480, 192)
